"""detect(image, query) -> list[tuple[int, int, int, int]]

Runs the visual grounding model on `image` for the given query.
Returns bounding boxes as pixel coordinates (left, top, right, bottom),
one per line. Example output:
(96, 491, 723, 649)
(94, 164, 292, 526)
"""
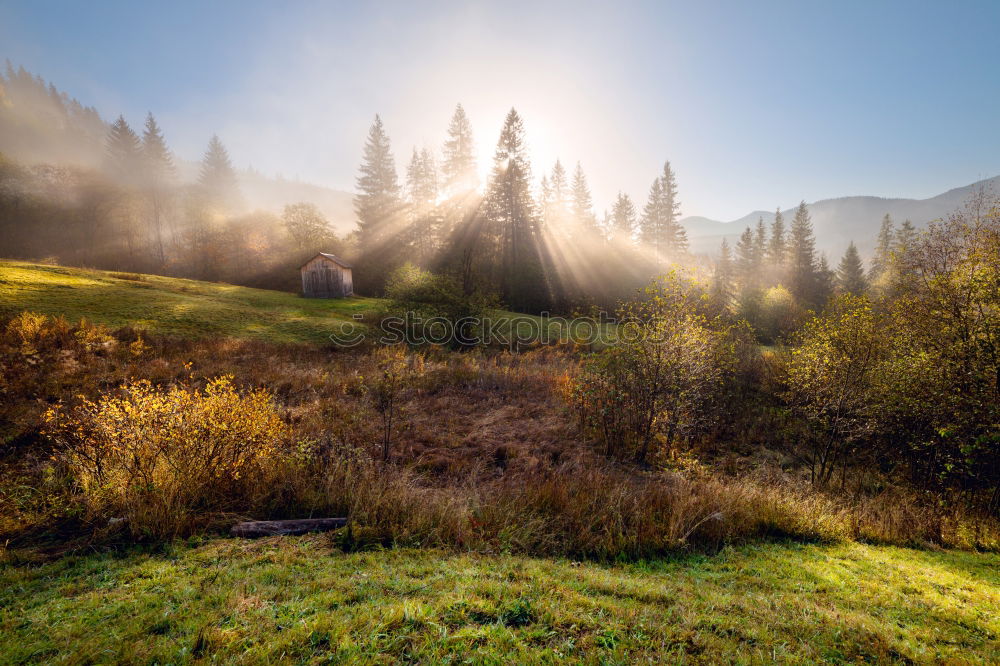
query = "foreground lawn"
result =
(0, 261, 379, 345)
(2, 539, 997, 663)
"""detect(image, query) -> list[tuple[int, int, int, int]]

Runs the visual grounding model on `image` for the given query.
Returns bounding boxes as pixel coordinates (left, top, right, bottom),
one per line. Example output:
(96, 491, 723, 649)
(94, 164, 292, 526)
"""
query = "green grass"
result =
(3, 538, 997, 663)
(0, 260, 606, 347)
(0, 260, 381, 345)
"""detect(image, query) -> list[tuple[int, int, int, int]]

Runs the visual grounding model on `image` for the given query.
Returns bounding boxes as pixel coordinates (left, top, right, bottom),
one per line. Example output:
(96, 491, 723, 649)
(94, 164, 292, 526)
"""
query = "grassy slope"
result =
(3, 538, 998, 663)
(0, 260, 576, 346)
(0, 261, 380, 345)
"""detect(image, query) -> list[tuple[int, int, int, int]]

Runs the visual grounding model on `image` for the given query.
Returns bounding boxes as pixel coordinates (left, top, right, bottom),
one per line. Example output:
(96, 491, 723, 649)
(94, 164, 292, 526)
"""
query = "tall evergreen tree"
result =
(570, 162, 598, 234)
(787, 201, 818, 304)
(541, 160, 571, 233)
(659, 161, 686, 255)
(481, 108, 546, 311)
(894, 219, 916, 257)
(815, 254, 835, 305)
(441, 103, 477, 195)
(198, 134, 241, 213)
(638, 161, 686, 263)
(105, 115, 142, 184)
(735, 225, 756, 285)
(836, 241, 867, 295)
(610, 192, 637, 244)
(405, 147, 440, 263)
(141, 113, 175, 265)
(711, 238, 735, 310)
(768, 208, 786, 265)
(870, 213, 895, 279)
(354, 115, 401, 250)
(406, 147, 438, 205)
(639, 176, 664, 258)
(754, 217, 768, 264)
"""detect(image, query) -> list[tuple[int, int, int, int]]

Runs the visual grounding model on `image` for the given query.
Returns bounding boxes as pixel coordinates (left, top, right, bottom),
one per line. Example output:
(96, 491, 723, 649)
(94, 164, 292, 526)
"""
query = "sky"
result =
(1, 0, 999, 220)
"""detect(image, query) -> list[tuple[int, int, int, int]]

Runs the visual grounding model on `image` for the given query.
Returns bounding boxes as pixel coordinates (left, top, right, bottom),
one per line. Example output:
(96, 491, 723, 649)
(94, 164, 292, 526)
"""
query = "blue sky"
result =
(2, 0, 998, 219)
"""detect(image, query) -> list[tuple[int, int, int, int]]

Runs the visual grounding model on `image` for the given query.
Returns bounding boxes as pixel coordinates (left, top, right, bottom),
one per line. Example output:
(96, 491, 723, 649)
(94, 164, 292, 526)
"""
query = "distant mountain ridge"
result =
(681, 175, 1000, 259)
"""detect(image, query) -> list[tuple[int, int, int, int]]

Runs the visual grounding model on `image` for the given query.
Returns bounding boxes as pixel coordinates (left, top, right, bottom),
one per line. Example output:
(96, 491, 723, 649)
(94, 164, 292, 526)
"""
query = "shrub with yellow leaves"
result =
(44, 376, 291, 538)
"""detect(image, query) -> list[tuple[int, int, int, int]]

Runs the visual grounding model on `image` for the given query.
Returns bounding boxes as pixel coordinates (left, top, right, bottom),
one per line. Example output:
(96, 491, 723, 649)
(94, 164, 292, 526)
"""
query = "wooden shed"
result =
(300, 252, 354, 298)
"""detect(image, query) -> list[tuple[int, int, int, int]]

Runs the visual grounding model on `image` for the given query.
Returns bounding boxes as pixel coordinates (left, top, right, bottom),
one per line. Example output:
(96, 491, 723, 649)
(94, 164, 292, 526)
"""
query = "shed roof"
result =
(300, 252, 354, 270)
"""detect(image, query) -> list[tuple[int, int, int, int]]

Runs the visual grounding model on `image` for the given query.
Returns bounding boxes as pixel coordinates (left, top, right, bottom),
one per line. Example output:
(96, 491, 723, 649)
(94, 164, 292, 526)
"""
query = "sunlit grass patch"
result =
(0, 260, 382, 345)
(2, 538, 997, 663)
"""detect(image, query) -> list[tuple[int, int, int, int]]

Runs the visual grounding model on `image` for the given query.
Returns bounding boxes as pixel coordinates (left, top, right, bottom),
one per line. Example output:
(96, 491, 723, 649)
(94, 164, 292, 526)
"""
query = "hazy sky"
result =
(2, 0, 999, 220)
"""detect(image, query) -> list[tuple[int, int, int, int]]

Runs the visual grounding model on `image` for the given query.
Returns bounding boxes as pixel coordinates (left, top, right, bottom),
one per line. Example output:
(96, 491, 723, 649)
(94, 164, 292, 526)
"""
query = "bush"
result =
(44, 376, 291, 538)
(381, 263, 498, 348)
(570, 273, 735, 464)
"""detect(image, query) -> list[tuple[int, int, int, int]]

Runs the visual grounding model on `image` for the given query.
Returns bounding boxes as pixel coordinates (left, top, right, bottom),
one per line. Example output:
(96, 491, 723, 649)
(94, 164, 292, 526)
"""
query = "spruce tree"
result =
(638, 161, 686, 262)
(541, 160, 570, 233)
(610, 192, 637, 244)
(481, 108, 545, 311)
(768, 208, 786, 265)
(894, 219, 916, 257)
(406, 147, 438, 205)
(105, 115, 142, 184)
(660, 161, 686, 256)
(735, 225, 756, 286)
(441, 103, 477, 195)
(787, 201, 818, 304)
(354, 115, 401, 250)
(198, 134, 241, 213)
(570, 162, 598, 235)
(754, 217, 767, 265)
(837, 241, 867, 294)
(141, 113, 175, 265)
(870, 213, 895, 279)
(639, 176, 664, 259)
(711, 238, 735, 311)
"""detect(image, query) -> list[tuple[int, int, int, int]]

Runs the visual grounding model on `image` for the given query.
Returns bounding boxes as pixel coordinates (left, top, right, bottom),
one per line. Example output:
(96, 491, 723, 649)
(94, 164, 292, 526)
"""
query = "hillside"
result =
(3, 538, 998, 662)
(682, 175, 1000, 258)
(0, 261, 379, 345)
(0, 261, 564, 347)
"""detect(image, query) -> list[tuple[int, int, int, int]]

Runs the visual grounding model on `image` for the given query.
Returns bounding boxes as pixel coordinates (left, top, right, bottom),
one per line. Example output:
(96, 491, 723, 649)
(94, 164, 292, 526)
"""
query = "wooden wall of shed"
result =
(301, 256, 353, 298)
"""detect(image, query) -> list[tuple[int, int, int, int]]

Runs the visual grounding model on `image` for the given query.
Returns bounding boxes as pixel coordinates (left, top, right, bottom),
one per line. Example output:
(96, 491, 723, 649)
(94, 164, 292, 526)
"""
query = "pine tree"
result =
(787, 201, 818, 304)
(570, 162, 598, 235)
(198, 134, 241, 213)
(105, 115, 142, 184)
(754, 217, 767, 265)
(870, 213, 895, 279)
(406, 147, 438, 205)
(837, 241, 867, 295)
(405, 147, 441, 263)
(639, 176, 664, 259)
(354, 115, 401, 250)
(768, 208, 786, 265)
(141, 113, 175, 265)
(659, 161, 686, 256)
(638, 161, 686, 262)
(441, 103, 477, 195)
(735, 225, 756, 286)
(610, 192, 637, 244)
(711, 238, 735, 311)
(894, 219, 916, 257)
(481, 108, 545, 311)
(540, 160, 571, 233)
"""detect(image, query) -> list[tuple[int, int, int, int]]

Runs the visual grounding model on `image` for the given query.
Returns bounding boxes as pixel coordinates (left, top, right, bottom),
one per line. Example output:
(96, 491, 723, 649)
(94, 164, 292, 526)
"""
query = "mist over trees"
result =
(0, 62, 993, 333)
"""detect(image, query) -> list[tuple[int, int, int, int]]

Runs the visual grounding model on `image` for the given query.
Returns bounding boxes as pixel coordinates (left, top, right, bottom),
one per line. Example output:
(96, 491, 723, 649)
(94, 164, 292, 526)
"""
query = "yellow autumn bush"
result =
(44, 376, 290, 538)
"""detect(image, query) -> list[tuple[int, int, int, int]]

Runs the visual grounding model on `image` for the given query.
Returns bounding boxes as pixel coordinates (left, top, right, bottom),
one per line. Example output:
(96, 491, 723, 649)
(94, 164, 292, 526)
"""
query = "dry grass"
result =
(2, 311, 999, 558)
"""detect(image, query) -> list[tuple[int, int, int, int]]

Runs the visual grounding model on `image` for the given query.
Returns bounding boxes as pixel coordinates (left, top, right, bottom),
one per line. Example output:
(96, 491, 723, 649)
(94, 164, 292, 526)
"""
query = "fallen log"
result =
(231, 517, 348, 538)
